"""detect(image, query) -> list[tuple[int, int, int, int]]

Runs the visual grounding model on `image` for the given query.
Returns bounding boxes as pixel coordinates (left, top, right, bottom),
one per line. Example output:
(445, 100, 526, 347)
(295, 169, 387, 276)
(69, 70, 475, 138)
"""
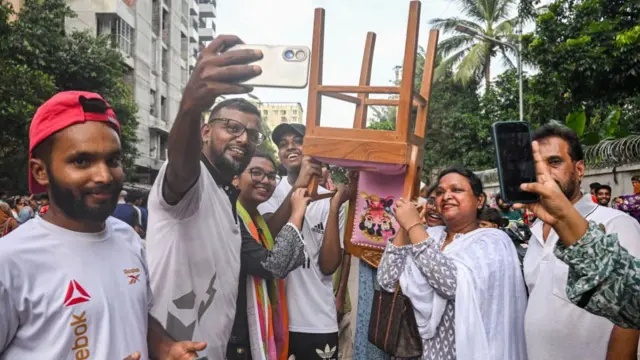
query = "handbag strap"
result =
(383, 284, 403, 349)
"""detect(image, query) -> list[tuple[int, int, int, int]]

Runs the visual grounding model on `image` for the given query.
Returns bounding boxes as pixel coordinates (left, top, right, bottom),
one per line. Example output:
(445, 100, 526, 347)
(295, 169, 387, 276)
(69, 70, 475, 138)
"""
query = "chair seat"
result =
(313, 157, 407, 175)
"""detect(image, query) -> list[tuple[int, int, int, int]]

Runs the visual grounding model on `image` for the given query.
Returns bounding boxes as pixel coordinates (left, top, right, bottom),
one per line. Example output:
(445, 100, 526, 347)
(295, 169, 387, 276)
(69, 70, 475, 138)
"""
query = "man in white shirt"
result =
(0, 91, 203, 359)
(259, 123, 348, 360)
(145, 35, 266, 359)
(523, 123, 640, 359)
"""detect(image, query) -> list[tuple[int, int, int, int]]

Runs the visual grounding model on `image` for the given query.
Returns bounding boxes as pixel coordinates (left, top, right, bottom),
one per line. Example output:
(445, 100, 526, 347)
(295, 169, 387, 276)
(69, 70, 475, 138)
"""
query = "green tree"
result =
(429, 0, 519, 89)
(0, 0, 139, 192)
(526, 0, 640, 122)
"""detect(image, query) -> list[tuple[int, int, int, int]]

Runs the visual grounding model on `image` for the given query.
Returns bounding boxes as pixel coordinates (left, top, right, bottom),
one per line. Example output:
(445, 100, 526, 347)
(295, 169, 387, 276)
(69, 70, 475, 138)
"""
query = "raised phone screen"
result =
(493, 122, 539, 203)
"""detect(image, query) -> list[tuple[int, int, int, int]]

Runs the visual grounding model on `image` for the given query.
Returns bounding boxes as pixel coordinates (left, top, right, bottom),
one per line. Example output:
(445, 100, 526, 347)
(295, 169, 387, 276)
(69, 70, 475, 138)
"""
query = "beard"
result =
(48, 168, 121, 223)
(556, 168, 580, 201)
(207, 137, 252, 177)
(214, 152, 251, 176)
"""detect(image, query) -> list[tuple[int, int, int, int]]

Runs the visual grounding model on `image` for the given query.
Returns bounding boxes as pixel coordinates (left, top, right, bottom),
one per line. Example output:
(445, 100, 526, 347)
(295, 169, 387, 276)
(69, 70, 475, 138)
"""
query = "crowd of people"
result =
(2, 34, 640, 360)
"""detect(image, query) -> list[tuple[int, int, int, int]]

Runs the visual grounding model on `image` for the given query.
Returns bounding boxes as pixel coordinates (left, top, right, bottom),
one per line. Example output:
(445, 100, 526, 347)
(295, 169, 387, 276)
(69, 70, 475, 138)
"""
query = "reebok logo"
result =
(70, 311, 90, 359)
(64, 280, 91, 307)
(124, 268, 141, 284)
(312, 222, 325, 234)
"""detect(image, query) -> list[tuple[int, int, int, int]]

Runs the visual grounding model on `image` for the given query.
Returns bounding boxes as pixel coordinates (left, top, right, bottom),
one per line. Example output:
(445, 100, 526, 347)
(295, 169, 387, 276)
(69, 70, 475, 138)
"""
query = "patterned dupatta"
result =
(236, 202, 290, 360)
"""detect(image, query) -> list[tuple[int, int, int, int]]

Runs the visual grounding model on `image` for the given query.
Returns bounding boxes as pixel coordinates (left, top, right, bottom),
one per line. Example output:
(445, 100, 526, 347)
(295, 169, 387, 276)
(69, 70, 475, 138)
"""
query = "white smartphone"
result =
(228, 44, 311, 89)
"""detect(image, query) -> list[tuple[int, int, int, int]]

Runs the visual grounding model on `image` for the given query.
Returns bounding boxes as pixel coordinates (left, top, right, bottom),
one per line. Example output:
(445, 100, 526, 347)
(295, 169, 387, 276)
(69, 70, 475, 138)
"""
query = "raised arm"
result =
(163, 35, 262, 204)
(263, 156, 322, 235)
(241, 188, 310, 279)
(318, 185, 348, 275)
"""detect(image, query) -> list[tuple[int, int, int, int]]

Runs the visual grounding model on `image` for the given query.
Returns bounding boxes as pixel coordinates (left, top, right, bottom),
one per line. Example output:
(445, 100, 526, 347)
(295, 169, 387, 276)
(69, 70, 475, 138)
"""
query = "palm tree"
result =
(429, 0, 519, 89)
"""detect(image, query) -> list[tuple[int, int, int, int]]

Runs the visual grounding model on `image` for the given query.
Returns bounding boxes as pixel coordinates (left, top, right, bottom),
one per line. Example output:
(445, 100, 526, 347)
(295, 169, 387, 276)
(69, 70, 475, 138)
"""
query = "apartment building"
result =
(63, 0, 216, 185)
(258, 102, 304, 131)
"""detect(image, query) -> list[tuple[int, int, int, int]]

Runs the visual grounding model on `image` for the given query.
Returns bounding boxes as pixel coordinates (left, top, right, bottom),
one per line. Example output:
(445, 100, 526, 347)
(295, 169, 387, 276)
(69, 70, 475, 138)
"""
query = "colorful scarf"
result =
(237, 202, 289, 360)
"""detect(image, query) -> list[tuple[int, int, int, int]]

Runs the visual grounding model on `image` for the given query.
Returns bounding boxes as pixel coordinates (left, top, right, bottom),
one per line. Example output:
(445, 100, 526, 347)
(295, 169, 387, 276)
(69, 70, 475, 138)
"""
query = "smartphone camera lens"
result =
(295, 50, 307, 61)
(283, 50, 295, 60)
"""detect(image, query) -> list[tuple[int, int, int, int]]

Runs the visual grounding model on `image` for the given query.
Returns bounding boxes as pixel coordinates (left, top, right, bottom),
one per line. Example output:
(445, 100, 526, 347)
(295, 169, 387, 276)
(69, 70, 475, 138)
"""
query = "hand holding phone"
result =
(492, 121, 539, 204)
(227, 44, 311, 88)
(181, 35, 263, 114)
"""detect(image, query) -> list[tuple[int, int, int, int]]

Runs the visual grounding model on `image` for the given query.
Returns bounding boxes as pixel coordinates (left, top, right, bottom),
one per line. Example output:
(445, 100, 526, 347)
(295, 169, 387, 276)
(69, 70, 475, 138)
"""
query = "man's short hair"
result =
(589, 182, 601, 190)
(632, 175, 640, 182)
(596, 184, 611, 193)
(208, 98, 261, 122)
(532, 123, 584, 162)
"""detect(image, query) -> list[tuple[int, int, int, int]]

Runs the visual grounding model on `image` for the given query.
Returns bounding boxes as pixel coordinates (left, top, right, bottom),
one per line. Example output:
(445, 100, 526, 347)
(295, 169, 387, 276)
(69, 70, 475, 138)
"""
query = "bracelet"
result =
(406, 222, 423, 233)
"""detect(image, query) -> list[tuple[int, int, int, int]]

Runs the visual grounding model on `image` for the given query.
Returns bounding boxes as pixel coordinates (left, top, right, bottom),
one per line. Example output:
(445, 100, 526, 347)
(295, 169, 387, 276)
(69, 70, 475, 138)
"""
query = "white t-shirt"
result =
(147, 162, 242, 358)
(0, 216, 151, 360)
(258, 176, 345, 333)
(523, 194, 640, 360)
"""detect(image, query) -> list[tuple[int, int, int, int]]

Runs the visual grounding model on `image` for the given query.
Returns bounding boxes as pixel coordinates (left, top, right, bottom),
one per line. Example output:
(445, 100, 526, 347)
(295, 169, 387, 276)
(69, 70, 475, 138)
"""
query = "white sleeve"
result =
(0, 278, 18, 353)
(140, 245, 154, 309)
(150, 162, 203, 220)
(605, 213, 640, 257)
(339, 203, 347, 249)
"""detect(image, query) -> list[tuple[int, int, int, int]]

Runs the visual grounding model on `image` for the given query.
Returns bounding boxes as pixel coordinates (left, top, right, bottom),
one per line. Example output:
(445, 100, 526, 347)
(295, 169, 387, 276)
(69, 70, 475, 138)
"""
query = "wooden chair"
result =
(303, 1, 439, 268)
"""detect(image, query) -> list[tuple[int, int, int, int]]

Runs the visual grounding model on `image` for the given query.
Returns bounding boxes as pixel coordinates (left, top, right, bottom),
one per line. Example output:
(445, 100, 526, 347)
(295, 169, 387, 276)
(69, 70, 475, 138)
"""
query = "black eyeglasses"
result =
(247, 167, 278, 184)
(209, 118, 265, 146)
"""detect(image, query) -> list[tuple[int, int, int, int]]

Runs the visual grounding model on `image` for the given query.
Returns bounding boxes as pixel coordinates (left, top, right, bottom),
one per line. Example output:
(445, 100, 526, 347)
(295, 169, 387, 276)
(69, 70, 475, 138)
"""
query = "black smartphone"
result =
(491, 121, 539, 204)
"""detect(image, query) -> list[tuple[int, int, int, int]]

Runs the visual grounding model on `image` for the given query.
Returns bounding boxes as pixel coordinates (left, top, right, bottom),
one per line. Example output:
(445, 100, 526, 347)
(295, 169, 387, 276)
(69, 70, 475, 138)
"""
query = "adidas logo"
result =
(311, 222, 325, 234)
(315, 344, 336, 359)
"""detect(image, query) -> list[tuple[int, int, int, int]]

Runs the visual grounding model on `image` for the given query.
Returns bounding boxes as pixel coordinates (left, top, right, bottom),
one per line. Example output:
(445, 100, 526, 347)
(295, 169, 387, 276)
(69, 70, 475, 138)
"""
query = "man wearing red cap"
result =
(0, 91, 206, 359)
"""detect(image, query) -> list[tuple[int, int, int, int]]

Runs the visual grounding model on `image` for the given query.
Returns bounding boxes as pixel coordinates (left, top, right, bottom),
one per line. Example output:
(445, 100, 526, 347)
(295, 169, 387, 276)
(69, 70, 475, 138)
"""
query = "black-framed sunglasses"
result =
(209, 118, 265, 146)
(247, 167, 278, 184)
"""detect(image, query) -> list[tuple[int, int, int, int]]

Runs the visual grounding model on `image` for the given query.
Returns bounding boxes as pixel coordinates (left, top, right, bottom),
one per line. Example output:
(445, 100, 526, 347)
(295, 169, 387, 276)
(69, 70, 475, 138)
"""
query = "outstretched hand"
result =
(123, 341, 207, 360)
(513, 141, 575, 226)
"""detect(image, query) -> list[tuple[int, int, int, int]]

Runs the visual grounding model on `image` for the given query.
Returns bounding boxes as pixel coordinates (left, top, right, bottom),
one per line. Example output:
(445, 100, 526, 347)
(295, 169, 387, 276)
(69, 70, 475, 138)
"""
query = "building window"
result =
(181, 33, 188, 62)
(292, 110, 298, 115)
(149, 133, 158, 157)
(280, 110, 286, 115)
(159, 135, 168, 161)
(281, 116, 288, 123)
(181, 66, 187, 88)
(181, 0, 189, 28)
(151, 37, 158, 71)
(262, 110, 268, 116)
(161, 96, 167, 121)
(152, 0, 160, 35)
(162, 48, 169, 83)
(150, 90, 157, 116)
(96, 15, 135, 56)
(291, 117, 298, 123)
(162, 9, 170, 43)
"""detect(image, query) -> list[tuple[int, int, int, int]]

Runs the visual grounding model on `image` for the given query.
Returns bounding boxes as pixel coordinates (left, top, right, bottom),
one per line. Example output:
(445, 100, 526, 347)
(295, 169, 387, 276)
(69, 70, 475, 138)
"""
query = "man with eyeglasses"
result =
(145, 35, 267, 359)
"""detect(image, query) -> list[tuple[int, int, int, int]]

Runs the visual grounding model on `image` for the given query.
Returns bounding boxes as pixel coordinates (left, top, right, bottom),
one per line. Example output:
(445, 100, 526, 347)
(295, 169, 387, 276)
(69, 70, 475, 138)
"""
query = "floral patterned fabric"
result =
(614, 193, 640, 223)
(554, 221, 640, 329)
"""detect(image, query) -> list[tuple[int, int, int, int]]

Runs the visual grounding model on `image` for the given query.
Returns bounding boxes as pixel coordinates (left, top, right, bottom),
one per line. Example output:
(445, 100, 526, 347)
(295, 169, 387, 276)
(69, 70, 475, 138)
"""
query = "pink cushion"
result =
(313, 157, 407, 175)
(349, 171, 405, 250)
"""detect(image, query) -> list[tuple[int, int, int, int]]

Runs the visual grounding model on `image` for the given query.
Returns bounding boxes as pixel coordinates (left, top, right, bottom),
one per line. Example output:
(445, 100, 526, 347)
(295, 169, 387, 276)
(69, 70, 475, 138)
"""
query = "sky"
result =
(215, 0, 515, 128)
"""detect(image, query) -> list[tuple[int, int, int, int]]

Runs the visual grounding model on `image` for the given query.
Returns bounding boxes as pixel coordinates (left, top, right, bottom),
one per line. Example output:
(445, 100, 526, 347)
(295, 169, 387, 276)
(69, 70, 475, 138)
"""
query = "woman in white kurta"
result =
(378, 166, 528, 360)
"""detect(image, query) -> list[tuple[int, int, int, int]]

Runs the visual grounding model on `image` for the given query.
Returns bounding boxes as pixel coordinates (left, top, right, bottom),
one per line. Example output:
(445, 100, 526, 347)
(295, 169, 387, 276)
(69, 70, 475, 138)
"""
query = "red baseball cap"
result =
(28, 91, 121, 194)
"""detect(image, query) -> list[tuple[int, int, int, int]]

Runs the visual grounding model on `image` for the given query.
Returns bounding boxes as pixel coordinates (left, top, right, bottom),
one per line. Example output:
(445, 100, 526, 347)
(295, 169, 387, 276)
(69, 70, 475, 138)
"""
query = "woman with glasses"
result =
(229, 152, 311, 360)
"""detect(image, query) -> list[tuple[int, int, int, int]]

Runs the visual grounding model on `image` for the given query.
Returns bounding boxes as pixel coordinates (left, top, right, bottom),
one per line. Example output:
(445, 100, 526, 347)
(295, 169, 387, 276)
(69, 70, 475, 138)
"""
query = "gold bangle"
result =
(406, 222, 423, 233)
